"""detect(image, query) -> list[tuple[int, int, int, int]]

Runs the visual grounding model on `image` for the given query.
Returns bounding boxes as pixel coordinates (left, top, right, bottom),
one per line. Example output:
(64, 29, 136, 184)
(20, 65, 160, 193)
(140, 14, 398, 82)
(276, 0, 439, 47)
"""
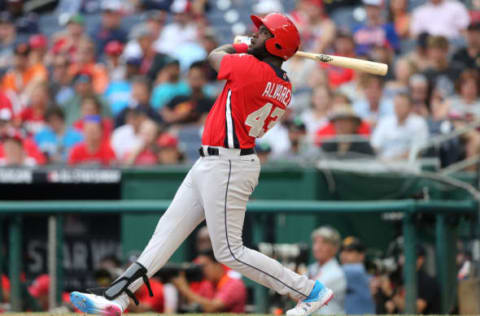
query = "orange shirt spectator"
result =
(2, 43, 47, 94)
(131, 279, 165, 313)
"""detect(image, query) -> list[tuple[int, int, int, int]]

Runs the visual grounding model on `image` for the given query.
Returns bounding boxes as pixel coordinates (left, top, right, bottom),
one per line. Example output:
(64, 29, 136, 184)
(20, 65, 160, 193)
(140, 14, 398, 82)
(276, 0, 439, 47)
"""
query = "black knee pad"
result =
(103, 262, 153, 305)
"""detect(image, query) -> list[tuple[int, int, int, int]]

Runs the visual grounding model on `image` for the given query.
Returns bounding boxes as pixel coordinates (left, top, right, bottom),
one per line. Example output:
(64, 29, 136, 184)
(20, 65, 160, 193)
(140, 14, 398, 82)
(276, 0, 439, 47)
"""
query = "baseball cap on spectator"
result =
(416, 32, 430, 50)
(102, 0, 123, 12)
(130, 23, 153, 40)
(29, 34, 48, 50)
(416, 244, 426, 257)
(171, 0, 191, 14)
(157, 133, 178, 148)
(105, 41, 124, 56)
(67, 14, 85, 25)
(0, 108, 12, 122)
(126, 57, 142, 67)
(28, 274, 50, 298)
(253, 0, 284, 15)
(14, 42, 30, 56)
(362, 0, 382, 5)
(255, 142, 272, 154)
(328, 105, 361, 124)
(286, 117, 306, 132)
(311, 226, 341, 248)
(83, 114, 102, 124)
(428, 35, 449, 50)
(341, 236, 366, 252)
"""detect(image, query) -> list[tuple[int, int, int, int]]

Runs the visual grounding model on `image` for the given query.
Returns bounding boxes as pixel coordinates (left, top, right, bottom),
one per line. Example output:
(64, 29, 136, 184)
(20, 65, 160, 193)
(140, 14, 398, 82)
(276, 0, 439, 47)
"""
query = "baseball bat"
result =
(295, 51, 388, 76)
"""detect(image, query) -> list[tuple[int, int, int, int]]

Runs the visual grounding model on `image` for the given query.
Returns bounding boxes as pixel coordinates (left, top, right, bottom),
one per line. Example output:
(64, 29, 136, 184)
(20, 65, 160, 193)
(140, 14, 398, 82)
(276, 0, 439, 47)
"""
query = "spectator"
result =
(92, 1, 128, 58)
(15, 82, 50, 135)
(452, 22, 480, 71)
(115, 76, 162, 127)
(126, 23, 171, 82)
(388, 0, 410, 39)
(1, 42, 47, 98)
(63, 73, 110, 127)
(111, 107, 146, 159)
(68, 115, 116, 166)
(371, 92, 429, 160)
(410, 0, 470, 39)
(50, 14, 89, 61)
(68, 39, 109, 94)
(0, 12, 16, 72)
(0, 129, 36, 167)
(34, 106, 84, 164)
(28, 34, 48, 66)
(275, 117, 322, 163)
(406, 32, 432, 72)
(386, 245, 440, 314)
(154, 0, 198, 57)
(161, 61, 214, 125)
(157, 133, 184, 164)
(4, 0, 39, 35)
(320, 106, 374, 158)
(123, 119, 159, 165)
(321, 31, 356, 88)
(282, 55, 316, 111)
(28, 274, 50, 311)
(352, 0, 400, 56)
(0, 274, 10, 311)
(307, 226, 346, 315)
(384, 58, 416, 99)
(48, 54, 75, 106)
(172, 249, 247, 313)
(103, 57, 141, 116)
(104, 41, 125, 82)
(352, 75, 394, 126)
(409, 73, 431, 117)
(300, 86, 332, 141)
(73, 96, 114, 140)
(151, 59, 189, 110)
(340, 237, 375, 315)
(423, 36, 463, 96)
(255, 142, 272, 164)
(447, 69, 480, 119)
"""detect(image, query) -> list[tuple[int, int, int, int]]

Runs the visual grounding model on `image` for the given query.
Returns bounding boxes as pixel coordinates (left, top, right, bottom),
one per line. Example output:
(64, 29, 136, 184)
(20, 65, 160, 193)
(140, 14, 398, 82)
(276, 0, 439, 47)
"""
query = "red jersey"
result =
(68, 141, 116, 166)
(202, 54, 292, 149)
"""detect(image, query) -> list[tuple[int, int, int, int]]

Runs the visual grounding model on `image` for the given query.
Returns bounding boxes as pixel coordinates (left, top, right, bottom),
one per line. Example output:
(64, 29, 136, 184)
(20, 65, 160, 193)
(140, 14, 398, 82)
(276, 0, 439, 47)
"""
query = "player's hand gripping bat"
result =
(234, 36, 388, 76)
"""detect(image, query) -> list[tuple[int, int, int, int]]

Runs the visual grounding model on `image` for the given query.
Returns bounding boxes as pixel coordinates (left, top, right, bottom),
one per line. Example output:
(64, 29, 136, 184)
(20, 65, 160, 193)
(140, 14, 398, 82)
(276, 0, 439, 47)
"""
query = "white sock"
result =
(113, 294, 129, 311)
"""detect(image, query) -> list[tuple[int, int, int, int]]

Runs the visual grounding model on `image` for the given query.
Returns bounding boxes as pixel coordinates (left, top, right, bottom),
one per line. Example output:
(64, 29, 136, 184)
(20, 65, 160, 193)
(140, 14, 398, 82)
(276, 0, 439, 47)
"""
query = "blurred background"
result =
(0, 0, 480, 314)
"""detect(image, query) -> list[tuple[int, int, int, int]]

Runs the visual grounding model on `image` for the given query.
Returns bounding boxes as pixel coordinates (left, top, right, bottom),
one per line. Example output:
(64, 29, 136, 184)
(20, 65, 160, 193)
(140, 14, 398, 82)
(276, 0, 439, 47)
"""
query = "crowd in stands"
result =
(0, 0, 478, 168)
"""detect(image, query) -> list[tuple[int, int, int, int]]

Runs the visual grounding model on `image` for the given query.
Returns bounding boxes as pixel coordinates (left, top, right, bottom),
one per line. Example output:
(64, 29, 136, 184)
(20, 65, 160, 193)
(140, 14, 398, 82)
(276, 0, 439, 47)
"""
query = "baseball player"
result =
(70, 13, 333, 316)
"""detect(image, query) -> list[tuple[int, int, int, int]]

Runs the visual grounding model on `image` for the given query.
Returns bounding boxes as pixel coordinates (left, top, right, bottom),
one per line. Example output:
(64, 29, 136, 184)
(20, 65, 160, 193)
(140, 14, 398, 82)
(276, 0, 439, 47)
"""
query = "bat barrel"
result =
(295, 51, 388, 76)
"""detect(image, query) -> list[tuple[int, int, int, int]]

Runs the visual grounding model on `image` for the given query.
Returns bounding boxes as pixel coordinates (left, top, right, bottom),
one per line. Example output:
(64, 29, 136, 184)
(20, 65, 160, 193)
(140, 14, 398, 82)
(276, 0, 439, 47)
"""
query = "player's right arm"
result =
(207, 44, 236, 72)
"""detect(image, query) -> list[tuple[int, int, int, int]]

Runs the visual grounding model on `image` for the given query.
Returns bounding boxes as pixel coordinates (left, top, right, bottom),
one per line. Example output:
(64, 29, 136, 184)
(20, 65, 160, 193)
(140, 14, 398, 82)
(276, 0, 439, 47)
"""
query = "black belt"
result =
(199, 147, 255, 157)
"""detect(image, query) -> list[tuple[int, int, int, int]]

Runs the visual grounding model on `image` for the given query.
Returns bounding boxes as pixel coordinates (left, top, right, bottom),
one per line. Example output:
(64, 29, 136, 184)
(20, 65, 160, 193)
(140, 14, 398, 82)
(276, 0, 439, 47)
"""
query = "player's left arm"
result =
(207, 44, 236, 72)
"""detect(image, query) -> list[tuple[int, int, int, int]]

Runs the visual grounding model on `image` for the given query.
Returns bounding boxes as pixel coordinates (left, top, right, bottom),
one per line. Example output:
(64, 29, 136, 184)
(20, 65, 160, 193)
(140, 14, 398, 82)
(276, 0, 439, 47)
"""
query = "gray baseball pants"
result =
(114, 147, 314, 309)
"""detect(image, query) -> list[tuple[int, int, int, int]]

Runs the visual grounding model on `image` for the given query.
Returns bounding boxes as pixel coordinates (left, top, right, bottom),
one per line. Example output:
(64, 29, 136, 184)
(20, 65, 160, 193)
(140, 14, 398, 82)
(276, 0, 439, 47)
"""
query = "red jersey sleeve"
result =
(217, 54, 258, 82)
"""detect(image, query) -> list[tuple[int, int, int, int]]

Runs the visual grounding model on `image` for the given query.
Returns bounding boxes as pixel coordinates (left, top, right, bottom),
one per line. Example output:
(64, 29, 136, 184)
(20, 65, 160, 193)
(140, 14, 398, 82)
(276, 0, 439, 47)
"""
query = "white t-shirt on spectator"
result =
(111, 124, 142, 159)
(410, 0, 470, 39)
(301, 110, 329, 141)
(307, 258, 346, 315)
(371, 114, 429, 159)
(154, 22, 198, 56)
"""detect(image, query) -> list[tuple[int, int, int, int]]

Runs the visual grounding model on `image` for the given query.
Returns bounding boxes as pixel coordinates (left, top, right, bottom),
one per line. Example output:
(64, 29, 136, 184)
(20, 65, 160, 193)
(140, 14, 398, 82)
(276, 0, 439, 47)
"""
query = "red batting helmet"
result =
(250, 13, 300, 60)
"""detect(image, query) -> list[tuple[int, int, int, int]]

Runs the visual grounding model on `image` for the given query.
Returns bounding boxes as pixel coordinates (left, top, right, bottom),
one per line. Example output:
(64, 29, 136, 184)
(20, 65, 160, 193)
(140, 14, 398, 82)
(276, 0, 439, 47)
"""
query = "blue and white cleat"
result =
(286, 281, 334, 316)
(70, 291, 122, 316)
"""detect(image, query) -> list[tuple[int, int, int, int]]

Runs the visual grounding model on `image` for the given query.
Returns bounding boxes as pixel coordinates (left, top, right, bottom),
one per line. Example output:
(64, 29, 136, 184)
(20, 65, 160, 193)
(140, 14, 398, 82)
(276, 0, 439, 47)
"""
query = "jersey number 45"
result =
(245, 103, 285, 138)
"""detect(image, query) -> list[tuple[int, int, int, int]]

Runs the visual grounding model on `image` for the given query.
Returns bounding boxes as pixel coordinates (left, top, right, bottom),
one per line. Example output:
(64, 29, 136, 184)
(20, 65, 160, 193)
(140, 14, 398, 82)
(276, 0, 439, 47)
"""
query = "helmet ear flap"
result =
(265, 38, 287, 60)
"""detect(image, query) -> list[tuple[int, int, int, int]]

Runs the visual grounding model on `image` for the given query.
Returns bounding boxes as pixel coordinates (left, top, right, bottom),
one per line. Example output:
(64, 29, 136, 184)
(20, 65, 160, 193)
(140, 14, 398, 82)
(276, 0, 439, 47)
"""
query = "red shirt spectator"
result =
(133, 279, 165, 313)
(213, 274, 247, 313)
(0, 137, 47, 165)
(73, 118, 113, 140)
(68, 116, 116, 166)
(315, 120, 371, 146)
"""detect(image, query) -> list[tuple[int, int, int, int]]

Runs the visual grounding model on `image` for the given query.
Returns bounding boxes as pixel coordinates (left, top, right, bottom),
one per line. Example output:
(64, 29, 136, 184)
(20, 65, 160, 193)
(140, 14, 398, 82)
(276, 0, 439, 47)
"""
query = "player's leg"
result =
(71, 165, 205, 315)
(198, 156, 332, 310)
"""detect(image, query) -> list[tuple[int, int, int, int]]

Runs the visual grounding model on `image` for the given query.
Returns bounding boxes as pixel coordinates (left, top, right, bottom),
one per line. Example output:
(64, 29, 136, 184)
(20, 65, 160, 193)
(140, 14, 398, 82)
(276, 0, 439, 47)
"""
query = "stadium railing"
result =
(0, 199, 476, 314)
